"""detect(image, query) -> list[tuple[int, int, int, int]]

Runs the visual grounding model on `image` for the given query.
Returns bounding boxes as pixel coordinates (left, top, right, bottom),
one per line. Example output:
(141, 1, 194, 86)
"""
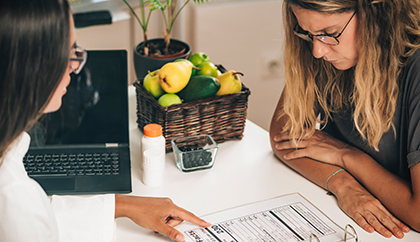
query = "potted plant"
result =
(123, 0, 209, 79)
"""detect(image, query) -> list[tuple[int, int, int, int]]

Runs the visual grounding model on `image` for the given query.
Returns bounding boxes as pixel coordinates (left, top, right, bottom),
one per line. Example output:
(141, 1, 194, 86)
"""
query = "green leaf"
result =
(145, 0, 165, 11)
(192, 0, 209, 4)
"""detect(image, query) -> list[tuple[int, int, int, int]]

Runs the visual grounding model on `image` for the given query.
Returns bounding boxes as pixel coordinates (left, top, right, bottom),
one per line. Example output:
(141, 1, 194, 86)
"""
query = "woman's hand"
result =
(273, 130, 410, 238)
(115, 195, 210, 242)
(333, 176, 410, 239)
(273, 130, 357, 168)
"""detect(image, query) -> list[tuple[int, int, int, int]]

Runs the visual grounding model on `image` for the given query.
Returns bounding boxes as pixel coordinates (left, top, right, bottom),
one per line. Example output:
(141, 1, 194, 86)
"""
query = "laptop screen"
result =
(28, 50, 129, 148)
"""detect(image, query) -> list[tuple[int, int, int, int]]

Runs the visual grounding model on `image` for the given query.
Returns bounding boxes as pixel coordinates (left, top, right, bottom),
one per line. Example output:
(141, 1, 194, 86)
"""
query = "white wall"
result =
(73, 0, 285, 131)
(185, 0, 285, 130)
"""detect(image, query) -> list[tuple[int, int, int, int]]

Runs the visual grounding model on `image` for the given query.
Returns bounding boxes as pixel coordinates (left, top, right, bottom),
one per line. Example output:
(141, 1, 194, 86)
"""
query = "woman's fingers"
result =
(337, 188, 409, 239)
(390, 216, 411, 237)
(352, 212, 375, 233)
(116, 195, 210, 242)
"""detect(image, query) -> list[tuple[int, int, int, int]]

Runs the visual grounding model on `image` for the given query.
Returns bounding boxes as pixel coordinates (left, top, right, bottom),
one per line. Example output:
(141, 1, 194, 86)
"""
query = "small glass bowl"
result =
(171, 134, 218, 172)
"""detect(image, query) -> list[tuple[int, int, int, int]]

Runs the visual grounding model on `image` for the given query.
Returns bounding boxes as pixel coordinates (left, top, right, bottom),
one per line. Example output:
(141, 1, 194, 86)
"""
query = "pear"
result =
(215, 71, 244, 96)
(143, 69, 165, 99)
(159, 61, 193, 93)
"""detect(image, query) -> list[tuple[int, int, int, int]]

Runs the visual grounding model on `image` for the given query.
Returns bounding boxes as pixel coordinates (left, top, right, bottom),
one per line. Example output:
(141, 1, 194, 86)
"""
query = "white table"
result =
(116, 86, 420, 241)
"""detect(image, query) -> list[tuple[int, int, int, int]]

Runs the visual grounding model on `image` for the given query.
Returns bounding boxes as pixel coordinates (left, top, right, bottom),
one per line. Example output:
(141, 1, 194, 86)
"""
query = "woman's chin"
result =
(330, 60, 357, 71)
(43, 100, 62, 114)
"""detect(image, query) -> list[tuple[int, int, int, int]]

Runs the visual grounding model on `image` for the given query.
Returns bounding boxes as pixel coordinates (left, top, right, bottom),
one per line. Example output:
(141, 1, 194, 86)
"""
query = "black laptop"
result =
(23, 50, 132, 195)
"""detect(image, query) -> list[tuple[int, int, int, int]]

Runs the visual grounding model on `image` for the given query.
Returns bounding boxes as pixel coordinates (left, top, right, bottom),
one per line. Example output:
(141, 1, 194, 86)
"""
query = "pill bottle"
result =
(141, 123, 165, 170)
(142, 149, 165, 186)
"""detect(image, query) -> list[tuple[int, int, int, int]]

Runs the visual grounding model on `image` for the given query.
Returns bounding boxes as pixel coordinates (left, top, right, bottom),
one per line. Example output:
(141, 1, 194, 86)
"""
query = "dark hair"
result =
(0, 0, 70, 159)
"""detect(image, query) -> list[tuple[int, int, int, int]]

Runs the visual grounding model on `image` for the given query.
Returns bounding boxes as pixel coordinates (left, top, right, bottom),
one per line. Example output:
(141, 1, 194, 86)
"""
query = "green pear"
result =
(215, 71, 244, 96)
(159, 61, 193, 93)
(143, 69, 165, 99)
(158, 93, 183, 106)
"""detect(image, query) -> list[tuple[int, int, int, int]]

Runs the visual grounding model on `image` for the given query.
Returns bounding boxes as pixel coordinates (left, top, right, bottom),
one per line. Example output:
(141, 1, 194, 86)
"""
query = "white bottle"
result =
(142, 149, 165, 186)
(141, 123, 165, 170)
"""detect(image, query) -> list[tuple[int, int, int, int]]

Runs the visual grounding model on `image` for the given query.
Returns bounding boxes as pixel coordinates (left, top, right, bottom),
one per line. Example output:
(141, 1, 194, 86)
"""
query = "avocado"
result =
(178, 75, 220, 102)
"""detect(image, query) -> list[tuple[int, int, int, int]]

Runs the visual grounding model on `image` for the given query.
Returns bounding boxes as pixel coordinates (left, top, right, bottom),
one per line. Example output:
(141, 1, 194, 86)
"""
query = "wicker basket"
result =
(134, 78, 251, 152)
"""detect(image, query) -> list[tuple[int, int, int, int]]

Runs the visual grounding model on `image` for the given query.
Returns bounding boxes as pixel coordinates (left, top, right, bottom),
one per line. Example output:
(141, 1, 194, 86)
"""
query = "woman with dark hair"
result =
(270, 0, 420, 239)
(0, 0, 209, 241)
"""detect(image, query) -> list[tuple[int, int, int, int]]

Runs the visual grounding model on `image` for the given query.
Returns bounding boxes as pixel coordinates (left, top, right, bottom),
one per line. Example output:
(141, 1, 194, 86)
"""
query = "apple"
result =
(143, 69, 165, 98)
(196, 62, 218, 78)
(158, 93, 182, 106)
(188, 52, 210, 67)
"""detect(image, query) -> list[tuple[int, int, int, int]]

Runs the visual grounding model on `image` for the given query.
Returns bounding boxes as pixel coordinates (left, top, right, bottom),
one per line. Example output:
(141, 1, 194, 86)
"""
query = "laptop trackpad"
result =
(35, 177, 76, 192)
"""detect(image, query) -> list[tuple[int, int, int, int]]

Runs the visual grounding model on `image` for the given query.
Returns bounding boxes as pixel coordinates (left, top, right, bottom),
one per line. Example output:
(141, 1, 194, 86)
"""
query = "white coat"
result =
(0, 132, 115, 242)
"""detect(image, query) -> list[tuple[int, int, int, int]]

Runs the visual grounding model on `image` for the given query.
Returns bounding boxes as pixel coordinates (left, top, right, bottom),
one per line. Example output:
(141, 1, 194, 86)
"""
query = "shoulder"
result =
(0, 177, 51, 211)
(400, 49, 420, 93)
(408, 49, 420, 65)
(0, 135, 54, 231)
(0, 179, 58, 241)
(0, 133, 32, 185)
(403, 49, 420, 72)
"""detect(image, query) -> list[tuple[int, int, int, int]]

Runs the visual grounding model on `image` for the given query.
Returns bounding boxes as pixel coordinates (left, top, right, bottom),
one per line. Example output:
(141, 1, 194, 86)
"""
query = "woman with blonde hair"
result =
(270, 0, 420, 239)
(0, 0, 209, 241)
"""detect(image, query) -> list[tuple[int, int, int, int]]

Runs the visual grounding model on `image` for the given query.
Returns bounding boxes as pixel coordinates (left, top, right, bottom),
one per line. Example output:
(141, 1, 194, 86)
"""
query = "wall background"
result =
(72, 0, 285, 131)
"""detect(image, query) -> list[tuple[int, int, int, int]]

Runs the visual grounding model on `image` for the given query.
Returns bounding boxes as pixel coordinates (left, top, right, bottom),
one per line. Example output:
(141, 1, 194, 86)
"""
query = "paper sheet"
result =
(176, 193, 355, 242)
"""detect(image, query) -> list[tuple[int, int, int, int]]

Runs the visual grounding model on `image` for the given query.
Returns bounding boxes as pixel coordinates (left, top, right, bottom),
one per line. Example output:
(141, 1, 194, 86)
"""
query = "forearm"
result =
(269, 102, 348, 191)
(115, 194, 129, 218)
(341, 151, 420, 230)
(269, 92, 412, 236)
(271, 133, 345, 192)
(269, 129, 350, 191)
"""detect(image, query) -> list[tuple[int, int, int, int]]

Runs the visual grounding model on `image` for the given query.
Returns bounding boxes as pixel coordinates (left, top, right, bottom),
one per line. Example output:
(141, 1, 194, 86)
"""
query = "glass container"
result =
(171, 134, 218, 172)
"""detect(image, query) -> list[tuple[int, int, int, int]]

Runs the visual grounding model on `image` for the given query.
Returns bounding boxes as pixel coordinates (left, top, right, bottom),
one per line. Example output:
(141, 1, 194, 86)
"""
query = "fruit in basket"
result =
(159, 61, 193, 93)
(175, 59, 197, 76)
(196, 62, 218, 78)
(188, 52, 210, 67)
(178, 75, 220, 102)
(216, 71, 244, 96)
(158, 93, 182, 106)
(143, 70, 165, 98)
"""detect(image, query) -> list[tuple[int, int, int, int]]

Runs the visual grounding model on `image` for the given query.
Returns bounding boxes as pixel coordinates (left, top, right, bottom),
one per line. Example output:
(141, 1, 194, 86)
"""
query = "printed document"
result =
(176, 193, 355, 242)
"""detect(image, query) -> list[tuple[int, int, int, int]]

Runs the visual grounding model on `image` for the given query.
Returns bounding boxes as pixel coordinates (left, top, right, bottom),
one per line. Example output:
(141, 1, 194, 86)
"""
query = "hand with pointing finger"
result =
(115, 195, 210, 242)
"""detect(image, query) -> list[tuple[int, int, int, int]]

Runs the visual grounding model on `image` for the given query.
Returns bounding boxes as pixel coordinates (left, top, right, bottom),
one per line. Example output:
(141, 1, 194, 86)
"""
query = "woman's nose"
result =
(312, 39, 331, 59)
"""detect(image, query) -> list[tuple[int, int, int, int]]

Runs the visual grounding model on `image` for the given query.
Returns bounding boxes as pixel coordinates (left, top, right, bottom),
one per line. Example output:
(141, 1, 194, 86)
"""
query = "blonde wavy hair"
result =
(281, 0, 420, 150)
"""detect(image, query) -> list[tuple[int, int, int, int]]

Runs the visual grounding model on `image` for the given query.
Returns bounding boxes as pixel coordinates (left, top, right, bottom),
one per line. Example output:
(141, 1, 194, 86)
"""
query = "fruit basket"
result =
(133, 78, 251, 152)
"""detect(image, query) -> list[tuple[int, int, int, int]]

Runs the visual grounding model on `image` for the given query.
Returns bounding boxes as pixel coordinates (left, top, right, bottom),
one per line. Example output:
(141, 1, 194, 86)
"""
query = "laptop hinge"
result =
(105, 143, 119, 147)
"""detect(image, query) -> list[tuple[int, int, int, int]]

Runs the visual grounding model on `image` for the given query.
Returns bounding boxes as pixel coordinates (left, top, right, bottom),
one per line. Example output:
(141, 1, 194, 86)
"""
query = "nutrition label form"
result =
(177, 193, 356, 242)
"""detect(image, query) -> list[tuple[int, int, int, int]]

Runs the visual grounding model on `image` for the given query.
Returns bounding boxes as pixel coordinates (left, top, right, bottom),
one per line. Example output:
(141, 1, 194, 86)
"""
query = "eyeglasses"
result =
(293, 11, 357, 46)
(69, 44, 87, 74)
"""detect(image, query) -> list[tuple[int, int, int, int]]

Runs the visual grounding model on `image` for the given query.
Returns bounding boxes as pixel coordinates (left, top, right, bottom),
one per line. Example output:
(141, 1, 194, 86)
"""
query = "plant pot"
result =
(133, 38, 191, 80)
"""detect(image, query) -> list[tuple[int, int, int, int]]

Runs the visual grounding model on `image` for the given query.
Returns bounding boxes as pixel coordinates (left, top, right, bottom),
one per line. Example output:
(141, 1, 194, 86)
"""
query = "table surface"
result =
(116, 86, 420, 241)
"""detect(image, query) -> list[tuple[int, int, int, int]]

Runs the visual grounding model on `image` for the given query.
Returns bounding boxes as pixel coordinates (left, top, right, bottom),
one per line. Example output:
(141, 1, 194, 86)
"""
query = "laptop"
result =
(23, 50, 132, 195)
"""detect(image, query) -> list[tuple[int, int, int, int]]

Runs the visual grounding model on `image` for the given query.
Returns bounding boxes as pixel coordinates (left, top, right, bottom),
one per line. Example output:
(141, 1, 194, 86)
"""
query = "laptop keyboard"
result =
(23, 153, 120, 177)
